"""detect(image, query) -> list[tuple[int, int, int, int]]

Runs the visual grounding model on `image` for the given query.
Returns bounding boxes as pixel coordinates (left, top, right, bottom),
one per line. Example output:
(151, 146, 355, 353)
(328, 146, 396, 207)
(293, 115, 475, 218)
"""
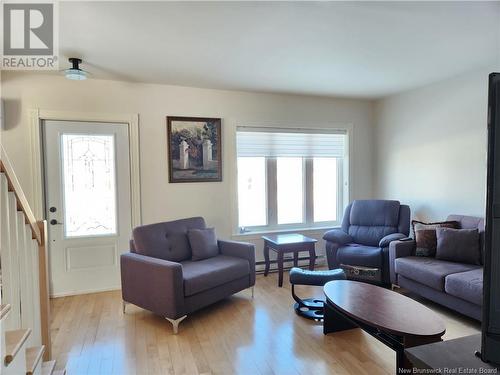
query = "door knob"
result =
(50, 219, 63, 226)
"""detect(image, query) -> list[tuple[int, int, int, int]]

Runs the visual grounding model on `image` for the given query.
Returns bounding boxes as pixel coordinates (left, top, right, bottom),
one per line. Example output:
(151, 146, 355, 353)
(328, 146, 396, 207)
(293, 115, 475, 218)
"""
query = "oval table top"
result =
(324, 280, 446, 338)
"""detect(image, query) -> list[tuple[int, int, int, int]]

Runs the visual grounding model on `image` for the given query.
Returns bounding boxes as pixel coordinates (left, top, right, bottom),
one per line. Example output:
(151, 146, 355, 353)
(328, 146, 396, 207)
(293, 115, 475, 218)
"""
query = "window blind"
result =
(236, 128, 346, 158)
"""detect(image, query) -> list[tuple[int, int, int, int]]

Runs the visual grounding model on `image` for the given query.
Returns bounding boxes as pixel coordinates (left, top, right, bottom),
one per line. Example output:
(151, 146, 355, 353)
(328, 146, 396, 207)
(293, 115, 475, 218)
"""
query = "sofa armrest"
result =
(218, 239, 256, 285)
(322, 229, 353, 245)
(389, 239, 416, 284)
(379, 233, 408, 248)
(120, 253, 185, 319)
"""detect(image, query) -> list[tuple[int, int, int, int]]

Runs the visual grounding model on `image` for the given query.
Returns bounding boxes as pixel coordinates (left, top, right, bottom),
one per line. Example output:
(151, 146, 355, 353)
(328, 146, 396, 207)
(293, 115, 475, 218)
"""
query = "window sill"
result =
(231, 225, 340, 240)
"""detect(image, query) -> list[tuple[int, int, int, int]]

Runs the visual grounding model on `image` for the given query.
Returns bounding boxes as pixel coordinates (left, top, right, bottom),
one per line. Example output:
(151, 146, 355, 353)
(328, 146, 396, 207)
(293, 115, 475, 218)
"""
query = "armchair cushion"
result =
(379, 233, 408, 248)
(345, 200, 409, 247)
(181, 255, 250, 296)
(188, 228, 219, 261)
(350, 200, 401, 227)
(323, 229, 353, 245)
(336, 244, 382, 268)
(132, 217, 206, 262)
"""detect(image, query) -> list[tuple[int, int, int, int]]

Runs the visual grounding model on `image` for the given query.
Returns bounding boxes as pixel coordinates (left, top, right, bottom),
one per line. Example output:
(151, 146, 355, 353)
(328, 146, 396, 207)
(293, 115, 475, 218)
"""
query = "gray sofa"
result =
(120, 217, 256, 333)
(390, 214, 484, 320)
(324, 200, 411, 285)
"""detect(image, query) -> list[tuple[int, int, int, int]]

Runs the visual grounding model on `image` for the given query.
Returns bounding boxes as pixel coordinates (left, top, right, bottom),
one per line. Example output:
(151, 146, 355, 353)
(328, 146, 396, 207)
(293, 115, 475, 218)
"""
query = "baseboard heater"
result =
(255, 255, 325, 274)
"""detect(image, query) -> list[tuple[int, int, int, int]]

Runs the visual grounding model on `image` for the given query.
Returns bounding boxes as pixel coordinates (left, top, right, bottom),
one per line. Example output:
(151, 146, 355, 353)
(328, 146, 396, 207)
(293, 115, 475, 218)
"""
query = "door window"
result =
(61, 134, 117, 237)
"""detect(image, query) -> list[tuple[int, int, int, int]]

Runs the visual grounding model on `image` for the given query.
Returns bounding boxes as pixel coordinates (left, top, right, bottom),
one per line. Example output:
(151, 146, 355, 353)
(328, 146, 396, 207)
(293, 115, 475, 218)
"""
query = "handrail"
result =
(0, 146, 42, 245)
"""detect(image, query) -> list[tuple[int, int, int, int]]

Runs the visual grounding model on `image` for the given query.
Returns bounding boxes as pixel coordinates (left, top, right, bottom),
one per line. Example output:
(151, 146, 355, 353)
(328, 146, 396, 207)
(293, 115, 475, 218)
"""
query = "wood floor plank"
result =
(50, 271, 480, 375)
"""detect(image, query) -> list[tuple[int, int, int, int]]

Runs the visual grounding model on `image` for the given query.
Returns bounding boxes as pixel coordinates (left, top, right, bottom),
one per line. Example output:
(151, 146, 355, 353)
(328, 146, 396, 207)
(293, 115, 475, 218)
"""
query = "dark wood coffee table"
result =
(323, 280, 446, 374)
(262, 234, 317, 287)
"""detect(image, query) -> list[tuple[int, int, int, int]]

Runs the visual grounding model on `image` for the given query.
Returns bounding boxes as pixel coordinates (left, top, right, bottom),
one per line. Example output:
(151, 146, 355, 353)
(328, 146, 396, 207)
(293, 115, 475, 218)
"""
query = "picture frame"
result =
(166, 116, 222, 183)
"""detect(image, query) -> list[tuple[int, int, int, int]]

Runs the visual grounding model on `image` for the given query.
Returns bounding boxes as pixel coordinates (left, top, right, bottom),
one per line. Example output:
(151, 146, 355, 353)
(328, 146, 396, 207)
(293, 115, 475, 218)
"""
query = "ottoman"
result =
(289, 267, 346, 320)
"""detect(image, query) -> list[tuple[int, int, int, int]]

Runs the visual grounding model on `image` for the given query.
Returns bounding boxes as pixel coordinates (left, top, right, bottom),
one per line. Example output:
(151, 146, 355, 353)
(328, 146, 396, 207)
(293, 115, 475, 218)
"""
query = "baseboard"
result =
(50, 285, 121, 298)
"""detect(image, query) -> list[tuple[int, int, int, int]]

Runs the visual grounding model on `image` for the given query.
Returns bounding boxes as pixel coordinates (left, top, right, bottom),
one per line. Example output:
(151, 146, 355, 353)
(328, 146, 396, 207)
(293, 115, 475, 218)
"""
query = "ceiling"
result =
(58, 1, 500, 99)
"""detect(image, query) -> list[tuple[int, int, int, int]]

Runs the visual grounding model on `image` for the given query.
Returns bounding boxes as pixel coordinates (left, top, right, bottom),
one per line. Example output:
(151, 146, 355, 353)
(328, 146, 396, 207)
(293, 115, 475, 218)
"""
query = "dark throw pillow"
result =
(435, 228, 481, 265)
(412, 220, 459, 257)
(188, 228, 219, 261)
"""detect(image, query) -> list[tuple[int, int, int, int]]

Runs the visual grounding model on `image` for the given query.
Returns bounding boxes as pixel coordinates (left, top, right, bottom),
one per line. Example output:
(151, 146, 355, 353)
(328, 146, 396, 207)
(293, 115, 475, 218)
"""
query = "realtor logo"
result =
(4, 3, 53, 55)
(2, 2, 58, 69)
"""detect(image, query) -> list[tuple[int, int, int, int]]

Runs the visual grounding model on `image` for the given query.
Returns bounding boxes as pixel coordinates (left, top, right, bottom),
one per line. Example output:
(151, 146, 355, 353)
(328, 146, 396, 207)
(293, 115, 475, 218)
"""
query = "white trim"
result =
(50, 285, 121, 298)
(231, 226, 337, 241)
(29, 110, 142, 228)
(29, 109, 43, 218)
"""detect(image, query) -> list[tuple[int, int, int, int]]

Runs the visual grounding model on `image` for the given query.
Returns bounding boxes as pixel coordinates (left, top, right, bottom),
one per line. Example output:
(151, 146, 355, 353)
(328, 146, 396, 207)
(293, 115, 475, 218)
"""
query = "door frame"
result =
(29, 109, 142, 228)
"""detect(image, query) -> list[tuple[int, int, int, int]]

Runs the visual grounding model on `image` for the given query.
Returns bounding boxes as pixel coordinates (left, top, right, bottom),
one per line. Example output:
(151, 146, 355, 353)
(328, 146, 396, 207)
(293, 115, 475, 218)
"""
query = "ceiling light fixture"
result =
(64, 58, 88, 80)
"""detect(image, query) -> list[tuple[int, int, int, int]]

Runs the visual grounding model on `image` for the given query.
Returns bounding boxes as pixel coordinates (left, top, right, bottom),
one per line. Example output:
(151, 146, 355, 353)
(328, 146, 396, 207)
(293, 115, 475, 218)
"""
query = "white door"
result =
(43, 120, 132, 297)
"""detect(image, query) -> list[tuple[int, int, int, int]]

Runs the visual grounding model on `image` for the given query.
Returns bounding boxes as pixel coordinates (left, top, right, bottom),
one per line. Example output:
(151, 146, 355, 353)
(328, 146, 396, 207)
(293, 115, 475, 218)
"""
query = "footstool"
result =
(289, 267, 346, 320)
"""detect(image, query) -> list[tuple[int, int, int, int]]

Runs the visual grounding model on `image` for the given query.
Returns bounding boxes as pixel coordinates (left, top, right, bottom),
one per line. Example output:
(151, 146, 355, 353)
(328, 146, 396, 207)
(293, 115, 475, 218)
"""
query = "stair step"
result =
(53, 370, 66, 375)
(26, 346, 46, 375)
(41, 360, 56, 375)
(0, 303, 11, 320)
(5, 328, 32, 365)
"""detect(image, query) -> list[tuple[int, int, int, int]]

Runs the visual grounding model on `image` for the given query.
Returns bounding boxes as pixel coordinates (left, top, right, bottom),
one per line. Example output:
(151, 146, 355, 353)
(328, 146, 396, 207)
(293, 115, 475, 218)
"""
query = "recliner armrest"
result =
(120, 252, 185, 318)
(388, 239, 416, 284)
(379, 233, 408, 248)
(218, 239, 256, 285)
(323, 229, 353, 245)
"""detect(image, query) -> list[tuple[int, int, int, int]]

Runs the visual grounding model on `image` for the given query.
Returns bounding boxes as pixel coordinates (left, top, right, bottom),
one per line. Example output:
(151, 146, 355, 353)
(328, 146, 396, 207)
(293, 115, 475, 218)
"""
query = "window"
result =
(61, 134, 118, 237)
(277, 157, 303, 224)
(237, 157, 267, 227)
(236, 128, 348, 232)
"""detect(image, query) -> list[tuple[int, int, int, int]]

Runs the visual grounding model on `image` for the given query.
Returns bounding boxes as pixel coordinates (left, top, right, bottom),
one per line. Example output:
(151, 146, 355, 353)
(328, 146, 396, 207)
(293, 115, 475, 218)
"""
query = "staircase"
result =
(1, 146, 66, 374)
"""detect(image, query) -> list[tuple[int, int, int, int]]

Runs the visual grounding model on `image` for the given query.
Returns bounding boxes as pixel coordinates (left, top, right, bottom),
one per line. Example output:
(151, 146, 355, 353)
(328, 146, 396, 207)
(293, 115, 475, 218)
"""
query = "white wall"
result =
(0, 72, 374, 263)
(374, 69, 491, 221)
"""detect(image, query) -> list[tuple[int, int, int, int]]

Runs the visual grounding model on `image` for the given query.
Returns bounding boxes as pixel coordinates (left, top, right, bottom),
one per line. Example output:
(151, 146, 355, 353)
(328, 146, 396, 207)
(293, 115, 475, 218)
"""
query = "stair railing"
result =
(0, 145, 50, 360)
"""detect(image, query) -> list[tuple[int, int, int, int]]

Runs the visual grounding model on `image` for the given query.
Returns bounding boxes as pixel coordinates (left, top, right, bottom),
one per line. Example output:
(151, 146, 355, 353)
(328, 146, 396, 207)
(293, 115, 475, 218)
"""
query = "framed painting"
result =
(167, 116, 222, 183)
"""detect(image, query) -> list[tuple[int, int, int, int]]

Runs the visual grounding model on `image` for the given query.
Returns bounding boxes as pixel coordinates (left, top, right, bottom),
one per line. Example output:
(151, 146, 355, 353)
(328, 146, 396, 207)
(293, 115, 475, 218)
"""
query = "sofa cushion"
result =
(395, 256, 479, 291)
(181, 255, 250, 296)
(337, 244, 382, 268)
(447, 215, 485, 265)
(412, 220, 459, 257)
(445, 268, 483, 306)
(436, 228, 481, 265)
(133, 217, 206, 262)
(188, 228, 219, 261)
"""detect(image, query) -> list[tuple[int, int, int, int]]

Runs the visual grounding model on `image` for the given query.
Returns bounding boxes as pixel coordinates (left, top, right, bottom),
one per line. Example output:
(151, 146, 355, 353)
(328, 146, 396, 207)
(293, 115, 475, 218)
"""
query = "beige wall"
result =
(374, 69, 491, 221)
(0, 72, 374, 262)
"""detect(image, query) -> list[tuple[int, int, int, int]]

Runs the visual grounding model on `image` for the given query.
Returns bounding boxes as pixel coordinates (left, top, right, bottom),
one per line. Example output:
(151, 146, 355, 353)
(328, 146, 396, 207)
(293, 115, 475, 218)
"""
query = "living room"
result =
(0, 1, 499, 375)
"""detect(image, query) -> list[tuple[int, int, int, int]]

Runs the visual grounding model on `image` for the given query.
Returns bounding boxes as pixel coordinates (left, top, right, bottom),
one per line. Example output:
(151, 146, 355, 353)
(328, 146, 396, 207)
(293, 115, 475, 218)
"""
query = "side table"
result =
(262, 234, 317, 287)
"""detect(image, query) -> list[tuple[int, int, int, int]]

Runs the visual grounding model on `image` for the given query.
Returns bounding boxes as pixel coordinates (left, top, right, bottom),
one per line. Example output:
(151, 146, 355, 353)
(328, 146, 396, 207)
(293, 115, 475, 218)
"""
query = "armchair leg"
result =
(165, 315, 187, 334)
(251, 286, 254, 298)
(122, 301, 128, 313)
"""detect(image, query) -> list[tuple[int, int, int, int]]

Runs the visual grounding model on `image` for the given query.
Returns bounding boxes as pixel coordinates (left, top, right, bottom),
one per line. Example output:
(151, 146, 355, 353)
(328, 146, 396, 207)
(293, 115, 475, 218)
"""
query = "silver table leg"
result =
(165, 315, 187, 334)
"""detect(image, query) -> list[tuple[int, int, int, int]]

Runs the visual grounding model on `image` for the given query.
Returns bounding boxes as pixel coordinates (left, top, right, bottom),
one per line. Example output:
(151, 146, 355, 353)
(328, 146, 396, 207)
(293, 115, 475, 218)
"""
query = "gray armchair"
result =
(120, 217, 255, 333)
(323, 200, 410, 285)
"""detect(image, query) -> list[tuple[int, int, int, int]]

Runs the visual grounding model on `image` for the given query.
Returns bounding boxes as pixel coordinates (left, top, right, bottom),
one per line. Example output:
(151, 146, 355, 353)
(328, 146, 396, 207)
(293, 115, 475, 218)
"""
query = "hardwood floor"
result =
(50, 272, 480, 375)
